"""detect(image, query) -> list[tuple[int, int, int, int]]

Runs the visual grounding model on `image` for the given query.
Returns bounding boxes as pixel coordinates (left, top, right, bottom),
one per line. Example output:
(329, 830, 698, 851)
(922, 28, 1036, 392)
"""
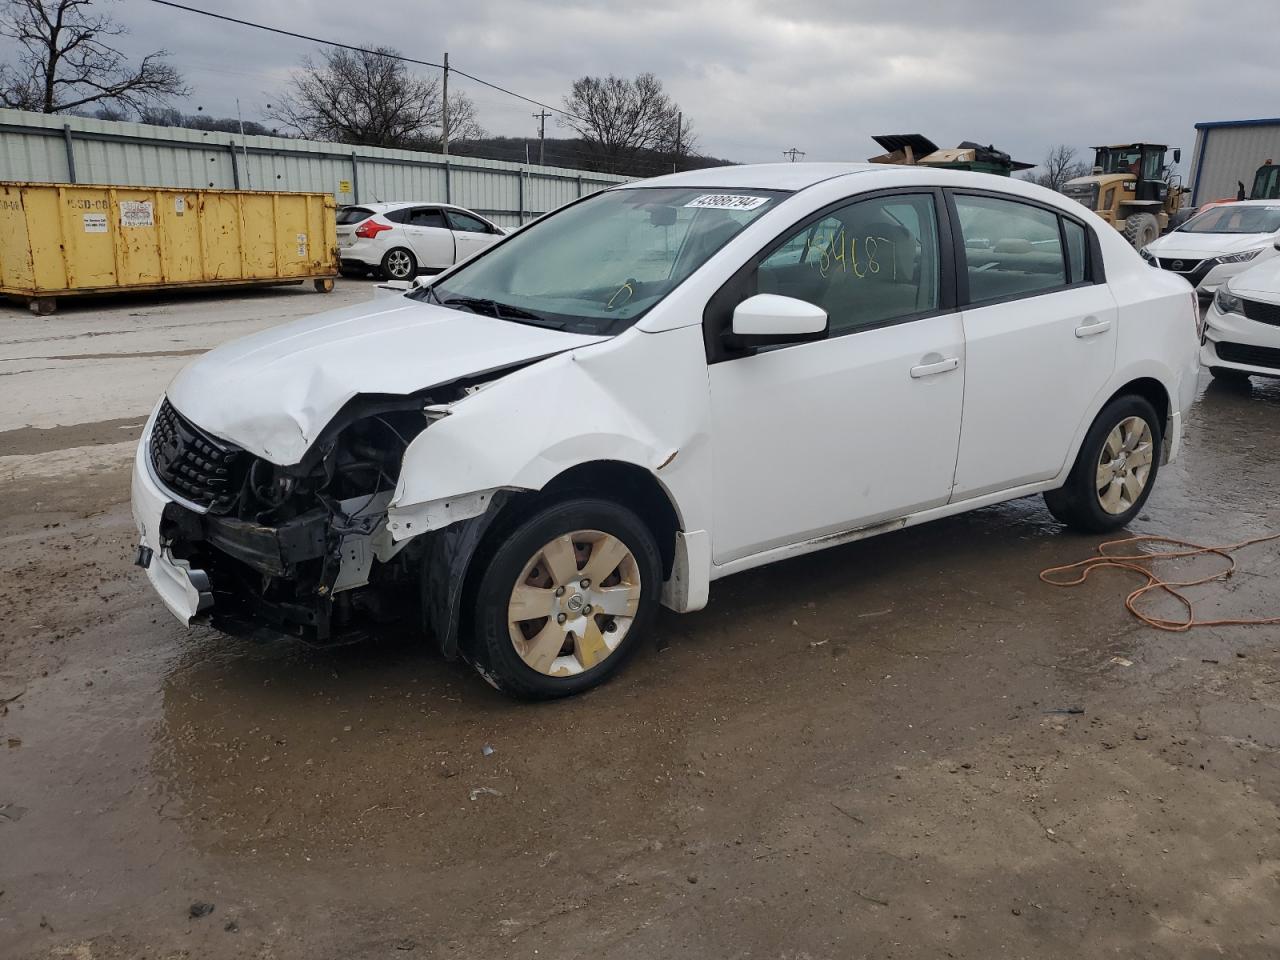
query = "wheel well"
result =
(534, 461, 681, 578)
(1108, 377, 1170, 430)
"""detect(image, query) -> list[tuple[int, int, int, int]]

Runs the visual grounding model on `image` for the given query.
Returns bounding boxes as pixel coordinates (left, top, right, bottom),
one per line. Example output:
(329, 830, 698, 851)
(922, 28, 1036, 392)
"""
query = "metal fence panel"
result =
(0, 108, 630, 227)
(1189, 121, 1280, 206)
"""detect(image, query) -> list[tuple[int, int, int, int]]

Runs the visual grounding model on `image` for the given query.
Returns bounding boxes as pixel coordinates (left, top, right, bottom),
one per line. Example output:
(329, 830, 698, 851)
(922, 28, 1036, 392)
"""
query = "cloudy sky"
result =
(12, 0, 1280, 174)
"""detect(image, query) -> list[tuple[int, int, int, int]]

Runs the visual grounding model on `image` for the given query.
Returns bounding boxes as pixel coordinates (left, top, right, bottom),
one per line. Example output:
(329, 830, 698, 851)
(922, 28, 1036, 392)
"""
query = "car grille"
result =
(1158, 258, 1203, 273)
(1215, 341, 1280, 370)
(1241, 298, 1280, 327)
(149, 398, 245, 512)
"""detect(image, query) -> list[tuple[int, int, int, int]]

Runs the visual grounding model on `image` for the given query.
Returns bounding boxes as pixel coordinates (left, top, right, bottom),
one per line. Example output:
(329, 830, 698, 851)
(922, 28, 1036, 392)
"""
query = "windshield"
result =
(1178, 204, 1280, 235)
(1096, 148, 1141, 175)
(1253, 164, 1280, 200)
(414, 186, 786, 334)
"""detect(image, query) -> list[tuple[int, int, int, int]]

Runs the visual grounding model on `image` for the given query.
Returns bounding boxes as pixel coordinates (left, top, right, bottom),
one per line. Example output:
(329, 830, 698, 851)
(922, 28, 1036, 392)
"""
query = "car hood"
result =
(1227, 255, 1280, 300)
(166, 295, 607, 464)
(1146, 231, 1275, 258)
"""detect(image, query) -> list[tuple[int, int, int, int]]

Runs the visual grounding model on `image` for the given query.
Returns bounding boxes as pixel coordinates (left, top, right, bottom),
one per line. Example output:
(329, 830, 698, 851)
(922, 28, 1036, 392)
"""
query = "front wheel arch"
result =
(424, 460, 683, 663)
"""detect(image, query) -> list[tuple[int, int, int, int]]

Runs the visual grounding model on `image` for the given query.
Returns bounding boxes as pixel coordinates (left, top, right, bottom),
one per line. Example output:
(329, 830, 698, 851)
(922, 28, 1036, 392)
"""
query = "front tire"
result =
(380, 247, 417, 281)
(1123, 213, 1160, 249)
(1044, 395, 1162, 533)
(467, 499, 662, 700)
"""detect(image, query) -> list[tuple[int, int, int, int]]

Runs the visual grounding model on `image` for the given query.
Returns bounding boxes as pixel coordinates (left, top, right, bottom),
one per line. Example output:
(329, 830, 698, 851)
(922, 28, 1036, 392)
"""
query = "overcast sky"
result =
(15, 0, 1280, 174)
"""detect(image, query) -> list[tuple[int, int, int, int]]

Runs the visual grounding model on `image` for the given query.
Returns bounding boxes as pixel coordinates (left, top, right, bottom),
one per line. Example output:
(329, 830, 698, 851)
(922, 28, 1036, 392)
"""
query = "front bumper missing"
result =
(131, 438, 212, 624)
(132, 432, 430, 646)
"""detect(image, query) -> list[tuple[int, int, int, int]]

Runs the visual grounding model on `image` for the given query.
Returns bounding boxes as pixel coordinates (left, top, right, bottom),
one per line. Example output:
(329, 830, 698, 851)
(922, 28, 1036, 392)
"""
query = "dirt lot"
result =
(2, 284, 1278, 959)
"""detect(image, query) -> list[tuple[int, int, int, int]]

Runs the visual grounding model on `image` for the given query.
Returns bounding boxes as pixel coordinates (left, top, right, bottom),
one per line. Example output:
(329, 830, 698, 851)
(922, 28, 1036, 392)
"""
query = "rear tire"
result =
(1044, 395, 1162, 533)
(1123, 213, 1160, 249)
(380, 247, 417, 281)
(466, 498, 662, 700)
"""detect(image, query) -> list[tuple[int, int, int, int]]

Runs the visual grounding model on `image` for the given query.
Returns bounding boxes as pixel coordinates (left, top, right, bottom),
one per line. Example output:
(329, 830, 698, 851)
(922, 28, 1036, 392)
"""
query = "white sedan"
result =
(336, 202, 506, 280)
(133, 163, 1199, 699)
(1202, 249, 1280, 382)
(1141, 200, 1280, 294)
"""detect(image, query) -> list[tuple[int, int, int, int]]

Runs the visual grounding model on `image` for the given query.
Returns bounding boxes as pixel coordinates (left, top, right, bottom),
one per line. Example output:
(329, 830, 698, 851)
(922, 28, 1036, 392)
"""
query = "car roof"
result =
(1213, 199, 1280, 207)
(623, 162, 884, 192)
(345, 201, 475, 213)
(615, 161, 1061, 195)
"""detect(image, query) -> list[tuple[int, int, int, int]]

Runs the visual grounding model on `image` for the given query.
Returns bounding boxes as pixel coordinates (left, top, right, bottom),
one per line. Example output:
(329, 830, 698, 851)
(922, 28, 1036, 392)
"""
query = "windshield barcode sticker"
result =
(685, 194, 770, 211)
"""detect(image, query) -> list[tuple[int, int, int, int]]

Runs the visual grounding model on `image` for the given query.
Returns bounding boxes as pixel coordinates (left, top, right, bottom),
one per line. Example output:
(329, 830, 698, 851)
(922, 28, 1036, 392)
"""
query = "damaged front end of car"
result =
(145, 386, 508, 651)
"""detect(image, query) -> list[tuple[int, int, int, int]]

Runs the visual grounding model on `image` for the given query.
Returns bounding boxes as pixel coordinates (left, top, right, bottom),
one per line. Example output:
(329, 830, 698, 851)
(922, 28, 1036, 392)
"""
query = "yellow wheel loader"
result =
(1061, 144, 1187, 248)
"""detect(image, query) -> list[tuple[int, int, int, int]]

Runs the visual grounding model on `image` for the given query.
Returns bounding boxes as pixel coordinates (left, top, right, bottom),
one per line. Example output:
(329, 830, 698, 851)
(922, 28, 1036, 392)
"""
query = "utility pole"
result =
(235, 97, 251, 189)
(783, 147, 805, 163)
(441, 52, 450, 158)
(672, 110, 682, 174)
(531, 110, 550, 166)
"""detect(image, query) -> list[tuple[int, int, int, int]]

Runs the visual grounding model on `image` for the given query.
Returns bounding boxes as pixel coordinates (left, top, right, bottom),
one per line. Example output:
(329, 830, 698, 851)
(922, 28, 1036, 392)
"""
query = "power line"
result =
(140, 0, 585, 123)
(782, 147, 805, 162)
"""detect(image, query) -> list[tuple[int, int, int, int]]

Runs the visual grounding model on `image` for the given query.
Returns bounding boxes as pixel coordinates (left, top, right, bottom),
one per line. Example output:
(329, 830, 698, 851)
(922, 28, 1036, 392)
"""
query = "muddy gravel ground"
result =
(2, 287, 1279, 959)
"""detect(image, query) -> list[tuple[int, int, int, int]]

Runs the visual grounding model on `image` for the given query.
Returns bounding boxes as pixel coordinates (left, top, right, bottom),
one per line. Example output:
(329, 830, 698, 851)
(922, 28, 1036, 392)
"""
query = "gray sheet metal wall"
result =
(1189, 120, 1280, 206)
(0, 108, 630, 227)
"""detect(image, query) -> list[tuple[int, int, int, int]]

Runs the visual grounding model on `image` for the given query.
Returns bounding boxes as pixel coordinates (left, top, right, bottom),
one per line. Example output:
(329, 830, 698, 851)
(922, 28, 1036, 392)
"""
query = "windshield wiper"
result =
(439, 296, 563, 328)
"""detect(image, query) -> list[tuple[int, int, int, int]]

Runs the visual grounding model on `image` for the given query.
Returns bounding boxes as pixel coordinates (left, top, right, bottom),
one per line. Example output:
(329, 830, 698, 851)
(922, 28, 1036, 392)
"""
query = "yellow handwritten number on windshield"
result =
(607, 281, 634, 310)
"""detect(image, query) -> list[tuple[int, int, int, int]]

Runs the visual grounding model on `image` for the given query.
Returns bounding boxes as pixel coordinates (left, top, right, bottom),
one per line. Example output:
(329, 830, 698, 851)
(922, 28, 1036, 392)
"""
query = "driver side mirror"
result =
(1173, 148, 1182, 165)
(729, 294, 828, 347)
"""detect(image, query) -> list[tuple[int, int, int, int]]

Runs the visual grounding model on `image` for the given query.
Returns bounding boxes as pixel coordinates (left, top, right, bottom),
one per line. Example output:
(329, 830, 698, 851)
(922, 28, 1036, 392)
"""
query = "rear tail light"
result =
(1192, 291, 1205, 340)
(355, 219, 393, 239)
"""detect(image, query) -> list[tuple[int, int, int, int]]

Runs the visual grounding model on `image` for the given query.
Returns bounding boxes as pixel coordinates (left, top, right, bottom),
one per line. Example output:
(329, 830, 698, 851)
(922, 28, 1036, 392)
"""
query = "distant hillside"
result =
(445, 136, 736, 179)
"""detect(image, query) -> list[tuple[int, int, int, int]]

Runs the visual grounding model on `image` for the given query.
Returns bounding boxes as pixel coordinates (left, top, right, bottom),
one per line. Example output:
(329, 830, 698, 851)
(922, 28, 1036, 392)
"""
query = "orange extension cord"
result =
(1040, 533, 1280, 632)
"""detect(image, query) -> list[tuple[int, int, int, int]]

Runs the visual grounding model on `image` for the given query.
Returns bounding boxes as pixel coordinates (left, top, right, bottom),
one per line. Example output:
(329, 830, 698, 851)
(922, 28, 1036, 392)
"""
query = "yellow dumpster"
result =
(0, 182, 339, 315)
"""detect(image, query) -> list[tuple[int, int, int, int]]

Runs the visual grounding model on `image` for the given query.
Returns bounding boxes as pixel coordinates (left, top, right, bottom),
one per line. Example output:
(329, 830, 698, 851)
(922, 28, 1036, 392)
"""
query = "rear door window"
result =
(410, 207, 448, 229)
(384, 208, 413, 224)
(953, 195, 1067, 303)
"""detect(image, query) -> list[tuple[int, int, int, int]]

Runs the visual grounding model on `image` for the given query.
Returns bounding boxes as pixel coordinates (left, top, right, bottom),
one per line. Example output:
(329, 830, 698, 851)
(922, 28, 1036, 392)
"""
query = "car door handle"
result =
(909, 357, 960, 378)
(1074, 316, 1112, 338)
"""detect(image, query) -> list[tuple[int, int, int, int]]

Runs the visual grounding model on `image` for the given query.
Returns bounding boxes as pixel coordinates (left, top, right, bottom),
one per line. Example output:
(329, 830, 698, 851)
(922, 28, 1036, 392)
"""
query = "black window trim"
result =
(704, 186, 958, 364)
(943, 187, 1106, 310)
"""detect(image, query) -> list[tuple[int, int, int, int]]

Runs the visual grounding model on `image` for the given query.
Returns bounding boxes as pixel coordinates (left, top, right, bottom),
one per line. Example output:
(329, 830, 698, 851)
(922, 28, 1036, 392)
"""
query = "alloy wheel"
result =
(386, 250, 413, 279)
(507, 529, 642, 677)
(1096, 415, 1154, 515)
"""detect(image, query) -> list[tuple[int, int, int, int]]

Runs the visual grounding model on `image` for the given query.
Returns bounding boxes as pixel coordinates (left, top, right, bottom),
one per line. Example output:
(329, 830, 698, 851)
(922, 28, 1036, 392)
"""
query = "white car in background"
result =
(133, 164, 1199, 699)
(1202, 248, 1280, 382)
(337, 202, 507, 280)
(1141, 200, 1280, 294)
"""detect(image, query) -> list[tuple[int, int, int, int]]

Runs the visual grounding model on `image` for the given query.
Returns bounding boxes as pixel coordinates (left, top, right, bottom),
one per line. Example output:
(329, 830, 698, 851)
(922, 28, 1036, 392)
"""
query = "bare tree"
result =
(0, 0, 186, 114)
(267, 46, 480, 149)
(561, 73, 684, 174)
(1023, 144, 1091, 192)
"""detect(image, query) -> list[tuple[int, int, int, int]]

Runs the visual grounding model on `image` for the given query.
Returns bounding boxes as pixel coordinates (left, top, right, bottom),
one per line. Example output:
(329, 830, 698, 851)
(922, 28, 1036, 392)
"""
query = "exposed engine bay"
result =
(149, 386, 489, 647)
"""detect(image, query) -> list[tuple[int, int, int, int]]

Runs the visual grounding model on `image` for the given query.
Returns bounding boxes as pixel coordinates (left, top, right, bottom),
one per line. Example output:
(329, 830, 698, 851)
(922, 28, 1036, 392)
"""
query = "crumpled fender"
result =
(386, 324, 712, 539)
